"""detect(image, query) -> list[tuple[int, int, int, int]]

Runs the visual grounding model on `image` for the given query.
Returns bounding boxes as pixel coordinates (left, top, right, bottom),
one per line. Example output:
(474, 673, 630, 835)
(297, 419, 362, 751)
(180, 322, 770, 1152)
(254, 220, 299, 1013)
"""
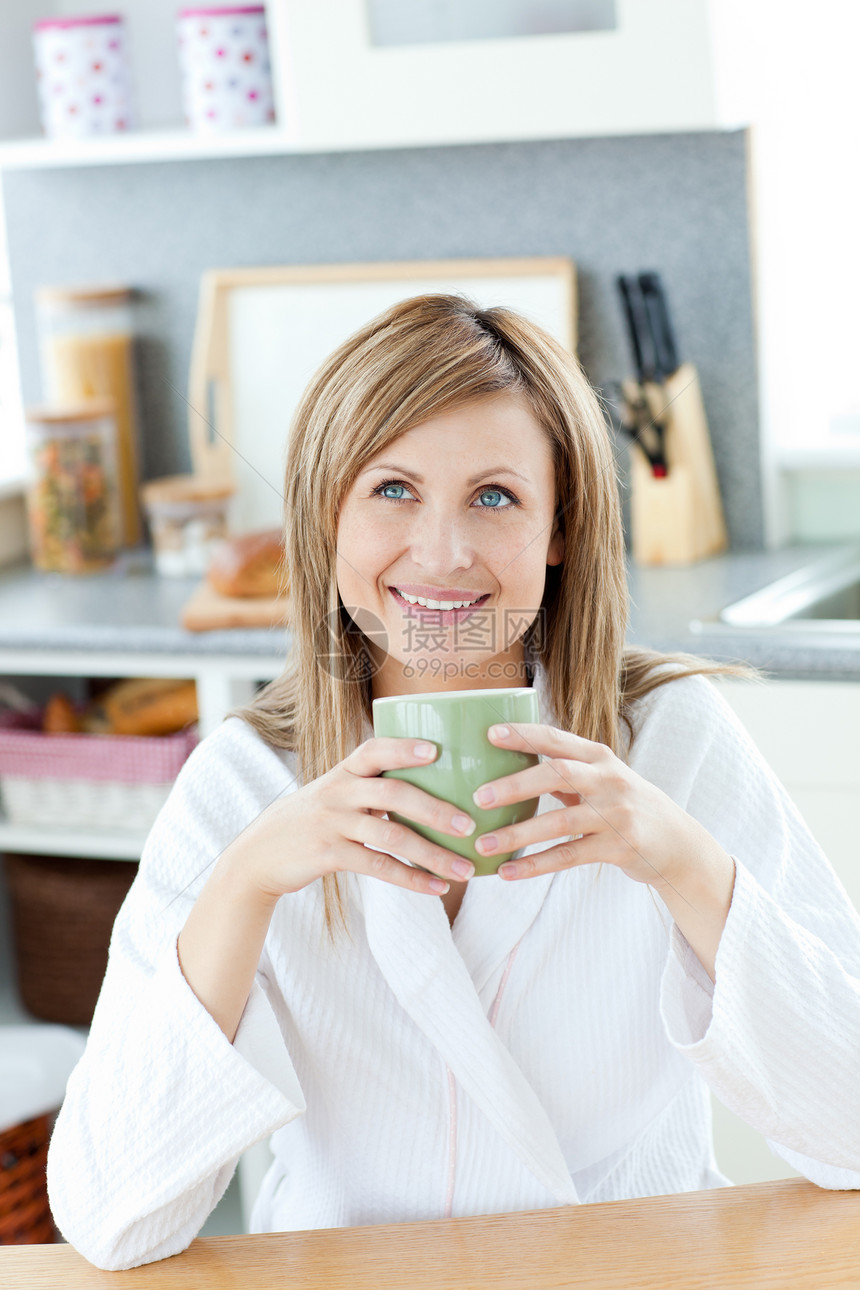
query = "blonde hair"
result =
(232, 294, 756, 939)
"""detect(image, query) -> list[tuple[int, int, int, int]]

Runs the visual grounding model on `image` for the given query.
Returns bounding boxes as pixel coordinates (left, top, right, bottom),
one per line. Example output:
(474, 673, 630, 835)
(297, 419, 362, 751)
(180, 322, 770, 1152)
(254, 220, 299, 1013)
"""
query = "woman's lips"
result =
(389, 586, 490, 625)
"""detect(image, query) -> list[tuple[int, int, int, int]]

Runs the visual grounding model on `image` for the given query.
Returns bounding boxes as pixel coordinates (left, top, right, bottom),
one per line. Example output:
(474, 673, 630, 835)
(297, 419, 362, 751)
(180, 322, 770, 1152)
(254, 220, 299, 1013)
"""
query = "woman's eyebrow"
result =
(362, 462, 530, 486)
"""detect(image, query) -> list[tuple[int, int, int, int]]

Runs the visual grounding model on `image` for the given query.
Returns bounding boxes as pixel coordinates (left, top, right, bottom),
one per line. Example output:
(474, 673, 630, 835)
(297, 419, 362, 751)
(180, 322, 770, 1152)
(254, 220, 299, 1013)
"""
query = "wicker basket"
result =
(0, 1114, 55, 1245)
(3, 854, 137, 1026)
(0, 709, 198, 833)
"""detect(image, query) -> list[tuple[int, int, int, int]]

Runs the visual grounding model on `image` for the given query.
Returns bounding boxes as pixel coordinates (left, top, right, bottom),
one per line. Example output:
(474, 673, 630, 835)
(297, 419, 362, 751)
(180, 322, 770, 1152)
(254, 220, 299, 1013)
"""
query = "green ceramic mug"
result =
(372, 687, 541, 876)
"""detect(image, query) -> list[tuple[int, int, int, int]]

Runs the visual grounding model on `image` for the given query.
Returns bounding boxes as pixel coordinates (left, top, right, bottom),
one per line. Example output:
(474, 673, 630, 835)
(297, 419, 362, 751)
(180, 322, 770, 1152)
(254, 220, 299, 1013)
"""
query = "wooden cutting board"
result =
(181, 581, 290, 632)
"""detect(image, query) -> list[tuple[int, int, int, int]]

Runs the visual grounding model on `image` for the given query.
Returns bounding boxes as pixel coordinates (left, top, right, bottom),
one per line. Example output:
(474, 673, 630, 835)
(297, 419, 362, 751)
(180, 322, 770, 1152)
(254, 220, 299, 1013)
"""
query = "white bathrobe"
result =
(46, 665, 860, 1270)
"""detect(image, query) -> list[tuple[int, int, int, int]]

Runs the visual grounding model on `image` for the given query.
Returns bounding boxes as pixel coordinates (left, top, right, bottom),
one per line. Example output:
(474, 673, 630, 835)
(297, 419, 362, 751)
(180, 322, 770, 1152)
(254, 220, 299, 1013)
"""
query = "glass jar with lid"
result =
(35, 284, 141, 548)
(24, 400, 122, 574)
(140, 474, 235, 576)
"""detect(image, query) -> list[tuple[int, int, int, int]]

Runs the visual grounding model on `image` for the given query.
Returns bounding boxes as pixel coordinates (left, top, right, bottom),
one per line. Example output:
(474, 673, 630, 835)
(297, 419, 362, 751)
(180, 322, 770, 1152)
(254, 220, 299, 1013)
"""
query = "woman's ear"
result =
(547, 518, 564, 567)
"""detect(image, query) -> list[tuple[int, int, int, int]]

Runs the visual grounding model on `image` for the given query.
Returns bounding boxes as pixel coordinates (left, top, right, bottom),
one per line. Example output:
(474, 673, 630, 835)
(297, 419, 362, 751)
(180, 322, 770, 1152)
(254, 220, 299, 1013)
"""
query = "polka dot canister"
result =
(177, 5, 276, 133)
(32, 14, 135, 139)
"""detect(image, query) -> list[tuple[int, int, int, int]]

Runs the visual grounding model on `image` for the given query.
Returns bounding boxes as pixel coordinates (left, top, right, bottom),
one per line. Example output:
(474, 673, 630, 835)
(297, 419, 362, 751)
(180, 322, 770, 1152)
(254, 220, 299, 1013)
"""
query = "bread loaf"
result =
(92, 678, 198, 736)
(42, 692, 82, 734)
(206, 528, 286, 598)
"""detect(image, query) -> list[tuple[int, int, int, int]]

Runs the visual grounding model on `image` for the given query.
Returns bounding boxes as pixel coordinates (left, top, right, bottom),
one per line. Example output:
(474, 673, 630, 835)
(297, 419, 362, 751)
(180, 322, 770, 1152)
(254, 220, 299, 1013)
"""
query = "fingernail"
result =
(499, 863, 518, 878)
(451, 859, 475, 879)
(414, 742, 435, 758)
(490, 725, 509, 739)
(474, 786, 495, 806)
(429, 878, 449, 894)
(477, 834, 498, 854)
(452, 813, 476, 836)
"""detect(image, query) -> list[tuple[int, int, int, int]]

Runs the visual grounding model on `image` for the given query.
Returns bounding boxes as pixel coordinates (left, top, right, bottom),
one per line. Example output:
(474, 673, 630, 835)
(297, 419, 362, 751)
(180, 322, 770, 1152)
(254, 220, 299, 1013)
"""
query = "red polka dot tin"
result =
(32, 14, 135, 139)
(177, 5, 276, 133)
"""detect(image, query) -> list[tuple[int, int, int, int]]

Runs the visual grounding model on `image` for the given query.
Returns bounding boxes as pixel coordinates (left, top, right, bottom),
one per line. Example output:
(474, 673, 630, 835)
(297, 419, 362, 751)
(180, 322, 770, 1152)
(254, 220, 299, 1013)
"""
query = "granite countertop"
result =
(0, 544, 859, 678)
(0, 552, 288, 659)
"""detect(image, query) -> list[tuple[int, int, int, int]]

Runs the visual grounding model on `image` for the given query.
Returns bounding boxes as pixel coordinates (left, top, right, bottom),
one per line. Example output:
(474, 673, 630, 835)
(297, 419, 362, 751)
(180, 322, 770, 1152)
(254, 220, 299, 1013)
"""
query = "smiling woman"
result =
(45, 294, 860, 1271)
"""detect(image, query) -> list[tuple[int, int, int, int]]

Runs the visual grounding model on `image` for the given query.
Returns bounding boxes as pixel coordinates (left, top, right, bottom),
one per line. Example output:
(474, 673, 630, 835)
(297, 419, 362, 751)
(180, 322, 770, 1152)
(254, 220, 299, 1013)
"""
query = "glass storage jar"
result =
(24, 400, 122, 574)
(140, 474, 235, 576)
(36, 284, 141, 548)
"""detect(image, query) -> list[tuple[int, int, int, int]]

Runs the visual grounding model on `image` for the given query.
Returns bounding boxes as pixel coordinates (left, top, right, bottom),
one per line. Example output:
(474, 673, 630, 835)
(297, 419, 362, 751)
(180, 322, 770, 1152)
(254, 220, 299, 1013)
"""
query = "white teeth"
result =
(395, 588, 483, 610)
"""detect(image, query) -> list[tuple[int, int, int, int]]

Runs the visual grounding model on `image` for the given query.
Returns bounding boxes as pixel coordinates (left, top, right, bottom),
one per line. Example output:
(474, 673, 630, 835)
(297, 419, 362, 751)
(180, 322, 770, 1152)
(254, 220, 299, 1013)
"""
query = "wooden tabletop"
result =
(2, 1178, 859, 1289)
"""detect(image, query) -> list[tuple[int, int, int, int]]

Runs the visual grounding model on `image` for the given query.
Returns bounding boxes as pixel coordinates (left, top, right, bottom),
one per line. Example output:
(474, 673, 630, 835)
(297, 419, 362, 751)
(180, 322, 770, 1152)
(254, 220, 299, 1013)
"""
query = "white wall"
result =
(0, 171, 29, 564)
(747, 2, 860, 543)
(0, 174, 27, 497)
(0, 1, 44, 140)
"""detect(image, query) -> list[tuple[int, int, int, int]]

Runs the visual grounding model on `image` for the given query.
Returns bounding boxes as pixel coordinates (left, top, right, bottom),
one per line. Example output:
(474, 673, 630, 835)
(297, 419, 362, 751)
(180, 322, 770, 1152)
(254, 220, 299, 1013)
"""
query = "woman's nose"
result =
(407, 508, 475, 565)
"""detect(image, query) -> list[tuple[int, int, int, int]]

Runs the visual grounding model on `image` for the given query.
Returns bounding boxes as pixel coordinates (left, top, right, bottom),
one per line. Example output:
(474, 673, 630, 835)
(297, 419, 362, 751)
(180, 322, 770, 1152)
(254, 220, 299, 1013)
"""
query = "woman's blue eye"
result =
(478, 489, 509, 509)
(372, 479, 520, 512)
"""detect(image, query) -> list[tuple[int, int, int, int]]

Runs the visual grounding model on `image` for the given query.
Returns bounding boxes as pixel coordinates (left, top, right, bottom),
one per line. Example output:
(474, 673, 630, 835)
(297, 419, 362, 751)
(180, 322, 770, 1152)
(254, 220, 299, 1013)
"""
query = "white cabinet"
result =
(285, 0, 751, 153)
(708, 678, 860, 1185)
(0, 0, 752, 169)
(715, 678, 860, 908)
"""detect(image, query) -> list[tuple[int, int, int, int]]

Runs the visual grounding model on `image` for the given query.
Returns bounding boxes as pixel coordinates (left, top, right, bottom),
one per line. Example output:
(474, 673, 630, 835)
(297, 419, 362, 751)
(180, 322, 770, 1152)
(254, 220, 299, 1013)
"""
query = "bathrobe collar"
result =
(357, 654, 579, 1206)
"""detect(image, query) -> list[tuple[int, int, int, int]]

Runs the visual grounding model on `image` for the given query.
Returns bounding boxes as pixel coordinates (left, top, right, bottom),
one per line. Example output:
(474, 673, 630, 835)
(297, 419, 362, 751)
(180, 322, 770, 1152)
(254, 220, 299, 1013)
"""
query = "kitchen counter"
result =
(0, 551, 286, 660)
(0, 543, 858, 677)
(627, 542, 860, 678)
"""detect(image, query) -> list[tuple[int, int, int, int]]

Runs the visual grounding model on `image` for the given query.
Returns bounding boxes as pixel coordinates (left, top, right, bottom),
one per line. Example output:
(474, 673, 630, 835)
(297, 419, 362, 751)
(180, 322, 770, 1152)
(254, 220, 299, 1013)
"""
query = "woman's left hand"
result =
(472, 722, 720, 896)
(475, 722, 738, 982)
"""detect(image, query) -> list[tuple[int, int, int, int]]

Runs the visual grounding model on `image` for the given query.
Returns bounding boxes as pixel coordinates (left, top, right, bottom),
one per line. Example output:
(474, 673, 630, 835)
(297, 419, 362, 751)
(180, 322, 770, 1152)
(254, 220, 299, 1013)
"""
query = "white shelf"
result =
(0, 124, 300, 171)
(0, 819, 144, 860)
(0, 1, 753, 172)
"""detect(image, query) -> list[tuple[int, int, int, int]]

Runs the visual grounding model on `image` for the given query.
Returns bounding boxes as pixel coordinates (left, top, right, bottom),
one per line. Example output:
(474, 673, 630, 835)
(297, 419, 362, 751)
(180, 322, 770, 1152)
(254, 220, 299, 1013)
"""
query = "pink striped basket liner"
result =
(0, 710, 198, 783)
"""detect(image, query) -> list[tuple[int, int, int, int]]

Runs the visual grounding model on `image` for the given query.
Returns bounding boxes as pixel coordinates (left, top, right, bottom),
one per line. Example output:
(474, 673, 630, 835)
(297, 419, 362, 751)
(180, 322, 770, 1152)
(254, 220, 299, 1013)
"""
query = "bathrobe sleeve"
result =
(47, 718, 307, 1271)
(636, 675, 860, 1186)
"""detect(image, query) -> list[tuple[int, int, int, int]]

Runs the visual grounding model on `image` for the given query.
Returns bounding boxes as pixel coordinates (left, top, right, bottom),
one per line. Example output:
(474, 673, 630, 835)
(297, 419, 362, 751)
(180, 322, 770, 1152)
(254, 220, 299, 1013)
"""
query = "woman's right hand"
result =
(229, 737, 476, 903)
(180, 738, 473, 1042)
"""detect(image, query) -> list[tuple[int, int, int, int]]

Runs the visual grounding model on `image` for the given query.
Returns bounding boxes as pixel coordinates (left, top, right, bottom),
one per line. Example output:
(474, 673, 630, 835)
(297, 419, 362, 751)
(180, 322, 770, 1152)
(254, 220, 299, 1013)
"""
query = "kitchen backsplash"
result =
(1, 130, 762, 548)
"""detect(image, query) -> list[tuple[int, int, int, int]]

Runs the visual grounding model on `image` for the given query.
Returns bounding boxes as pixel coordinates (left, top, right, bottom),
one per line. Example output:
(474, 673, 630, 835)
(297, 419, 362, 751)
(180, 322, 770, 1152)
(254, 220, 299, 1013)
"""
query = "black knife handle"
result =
(616, 275, 655, 384)
(638, 272, 679, 379)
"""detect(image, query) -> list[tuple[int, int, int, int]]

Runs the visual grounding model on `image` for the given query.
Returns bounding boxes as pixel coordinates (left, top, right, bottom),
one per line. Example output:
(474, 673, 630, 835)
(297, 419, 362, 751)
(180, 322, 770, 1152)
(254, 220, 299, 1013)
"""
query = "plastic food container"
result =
(36, 284, 141, 548)
(24, 400, 122, 574)
(32, 13, 134, 139)
(177, 5, 276, 133)
(141, 474, 235, 576)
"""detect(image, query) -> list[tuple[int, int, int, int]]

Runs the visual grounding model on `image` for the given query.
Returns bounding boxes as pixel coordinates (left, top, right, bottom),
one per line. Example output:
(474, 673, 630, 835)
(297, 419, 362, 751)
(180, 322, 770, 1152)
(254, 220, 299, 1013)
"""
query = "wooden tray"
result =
(181, 581, 290, 632)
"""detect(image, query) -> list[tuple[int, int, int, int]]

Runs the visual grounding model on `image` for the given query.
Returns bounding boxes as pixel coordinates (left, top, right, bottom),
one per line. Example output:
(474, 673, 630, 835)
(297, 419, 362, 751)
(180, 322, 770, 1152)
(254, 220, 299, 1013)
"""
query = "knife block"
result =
(623, 362, 728, 566)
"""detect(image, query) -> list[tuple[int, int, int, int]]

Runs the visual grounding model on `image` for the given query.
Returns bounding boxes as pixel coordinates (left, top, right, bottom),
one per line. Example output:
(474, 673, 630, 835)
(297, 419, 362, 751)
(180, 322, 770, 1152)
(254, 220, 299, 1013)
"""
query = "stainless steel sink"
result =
(692, 545, 860, 635)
